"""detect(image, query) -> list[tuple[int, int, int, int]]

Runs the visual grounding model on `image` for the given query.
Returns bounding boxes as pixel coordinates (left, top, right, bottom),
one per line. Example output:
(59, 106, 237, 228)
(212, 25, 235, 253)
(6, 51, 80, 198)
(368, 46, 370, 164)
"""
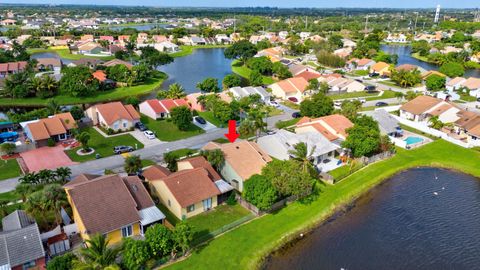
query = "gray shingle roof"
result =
(365, 109, 400, 135)
(2, 210, 35, 232)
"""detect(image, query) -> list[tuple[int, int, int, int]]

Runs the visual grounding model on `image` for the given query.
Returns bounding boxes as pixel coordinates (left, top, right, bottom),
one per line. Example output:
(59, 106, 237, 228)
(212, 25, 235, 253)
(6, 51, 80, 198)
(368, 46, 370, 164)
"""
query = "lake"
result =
(265, 168, 480, 270)
(381, 44, 480, 78)
(157, 48, 233, 93)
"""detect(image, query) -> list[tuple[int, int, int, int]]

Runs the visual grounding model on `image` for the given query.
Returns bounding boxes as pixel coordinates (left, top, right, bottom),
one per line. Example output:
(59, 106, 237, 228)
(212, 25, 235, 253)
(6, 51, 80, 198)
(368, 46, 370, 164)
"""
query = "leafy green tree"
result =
(4, 70, 32, 98)
(124, 96, 140, 107)
(69, 106, 85, 120)
(77, 132, 91, 151)
(163, 151, 178, 172)
(439, 62, 465, 78)
(222, 74, 242, 89)
(15, 183, 33, 203)
(262, 159, 314, 198)
(425, 74, 446, 91)
(59, 66, 99, 97)
(429, 115, 444, 130)
(315, 50, 346, 68)
(342, 115, 381, 157)
(131, 64, 151, 83)
(212, 100, 235, 123)
(145, 224, 174, 258)
(158, 83, 186, 99)
(196, 78, 220, 93)
(272, 62, 292, 80)
(411, 40, 431, 56)
(122, 238, 151, 270)
(246, 56, 273, 75)
(170, 106, 193, 131)
(307, 79, 319, 92)
(0, 142, 16, 155)
(139, 46, 174, 69)
(46, 253, 76, 270)
(256, 40, 272, 50)
(54, 167, 72, 183)
(106, 64, 131, 83)
(173, 222, 194, 255)
(200, 149, 225, 169)
(390, 68, 422, 88)
(340, 100, 362, 120)
(124, 155, 142, 175)
(224, 40, 258, 65)
(43, 184, 68, 225)
(46, 98, 60, 115)
(243, 174, 278, 210)
(319, 82, 330, 94)
(74, 234, 121, 269)
(405, 91, 420, 101)
(249, 70, 264, 86)
(300, 93, 334, 117)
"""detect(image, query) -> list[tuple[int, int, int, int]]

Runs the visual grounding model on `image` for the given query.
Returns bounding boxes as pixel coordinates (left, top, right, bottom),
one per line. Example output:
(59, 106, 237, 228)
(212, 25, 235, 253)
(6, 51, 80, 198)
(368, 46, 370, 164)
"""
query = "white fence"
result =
(392, 115, 471, 148)
(40, 225, 61, 241)
(391, 136, 407, 148)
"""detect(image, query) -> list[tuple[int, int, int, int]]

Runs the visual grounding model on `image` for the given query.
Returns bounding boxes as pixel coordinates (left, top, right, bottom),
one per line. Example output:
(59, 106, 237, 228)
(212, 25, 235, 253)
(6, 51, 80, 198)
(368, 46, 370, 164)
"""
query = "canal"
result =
(265, 168, 480, 270)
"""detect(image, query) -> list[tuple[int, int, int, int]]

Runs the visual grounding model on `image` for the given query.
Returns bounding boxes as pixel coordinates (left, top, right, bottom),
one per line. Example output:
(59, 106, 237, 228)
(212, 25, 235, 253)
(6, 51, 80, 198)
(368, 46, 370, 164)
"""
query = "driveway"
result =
(20, 145, 77, 173)
(192, 117, 218, 131)
(130, 130, 163, 147)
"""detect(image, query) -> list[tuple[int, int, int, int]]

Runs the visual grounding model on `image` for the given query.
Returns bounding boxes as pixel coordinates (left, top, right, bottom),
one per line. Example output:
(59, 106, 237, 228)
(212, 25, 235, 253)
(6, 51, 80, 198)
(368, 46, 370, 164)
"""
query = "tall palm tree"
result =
(28, 76, 43, 95)
(15, 183, 33, 203)
(74, 234, 121, 270)
(124, 155, 142, 175)
(37, 169, 55, 184)
(55, 167, 72, 183)
(288, 142, 317, 175)
(43, 184, 68, 225)
(25, 191, 48, 224)
(19, 172, 39, 185)
(167, 83, 186, 99)
(429, 116, 444, 130)
(41, 75, 58, 97)
(46, 98, 60, 115)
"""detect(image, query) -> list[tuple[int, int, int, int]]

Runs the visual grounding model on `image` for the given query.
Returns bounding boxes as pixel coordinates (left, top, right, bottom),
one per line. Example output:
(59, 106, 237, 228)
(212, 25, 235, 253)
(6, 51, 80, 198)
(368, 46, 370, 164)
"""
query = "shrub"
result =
(47, 138, 55, 147)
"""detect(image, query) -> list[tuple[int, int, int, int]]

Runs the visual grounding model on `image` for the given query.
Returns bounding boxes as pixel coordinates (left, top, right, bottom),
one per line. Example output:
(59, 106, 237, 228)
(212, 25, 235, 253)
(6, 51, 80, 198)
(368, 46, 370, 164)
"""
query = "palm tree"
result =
(167, 83, 186, 99)
(124, 155, 142, 175)
(43, 184, 68, 225)
(41, 75, 58, 97)
(46, 98, 60, 115)
(429, 116, 444, 130)
(75, 234, 121, 270)
(288, 142, 316, 175)
(25, 191, 48, 224)
(28, 77, 43, 95)
(54, 167, 72, 183)
(19, 172, 39, 185)
(77, 132, 91, 152)
(0, 200, 8, 217)
(15, 183, 33, 203)
(238, 119, 255, 137)
(37, 169, 55, 184)
(200, 149, 225, 170)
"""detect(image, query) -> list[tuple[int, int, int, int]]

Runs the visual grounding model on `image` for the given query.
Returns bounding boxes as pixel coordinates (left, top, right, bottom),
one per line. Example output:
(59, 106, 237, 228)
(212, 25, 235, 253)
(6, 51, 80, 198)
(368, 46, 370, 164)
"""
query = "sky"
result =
(3, 0, 479, 8)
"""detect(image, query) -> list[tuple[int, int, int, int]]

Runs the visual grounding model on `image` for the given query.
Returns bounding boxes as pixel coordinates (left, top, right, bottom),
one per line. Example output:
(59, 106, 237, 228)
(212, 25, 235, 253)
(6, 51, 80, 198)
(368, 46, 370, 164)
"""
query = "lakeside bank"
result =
(164, 140, 480, 270)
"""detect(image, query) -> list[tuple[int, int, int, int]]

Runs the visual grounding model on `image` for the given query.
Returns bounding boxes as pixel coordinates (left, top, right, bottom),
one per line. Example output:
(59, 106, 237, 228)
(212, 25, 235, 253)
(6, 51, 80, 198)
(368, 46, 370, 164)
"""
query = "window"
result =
(203, 198, 212, 211)
(168, 200, 171, 207)
(187, 204, 195, 213)
(123, 121, 127, 128)
(121, 225, 133, 237)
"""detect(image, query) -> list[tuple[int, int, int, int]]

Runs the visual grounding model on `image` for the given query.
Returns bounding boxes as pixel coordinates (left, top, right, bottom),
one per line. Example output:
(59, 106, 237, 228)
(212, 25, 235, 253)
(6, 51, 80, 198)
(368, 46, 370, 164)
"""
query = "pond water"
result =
(157, 48, 233, 93)
(265, 168, 480, 270)
(381, 44, 480, 78)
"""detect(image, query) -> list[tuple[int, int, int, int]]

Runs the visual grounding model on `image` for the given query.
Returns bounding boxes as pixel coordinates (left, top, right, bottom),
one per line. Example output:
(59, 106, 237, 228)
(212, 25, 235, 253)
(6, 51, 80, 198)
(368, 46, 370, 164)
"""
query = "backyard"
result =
(231, 60, 276, 85)
(28, 46, 115, 60)
(165, 140, 480, 270)
(66, 127, 144, 162)
(0, 159, 21, 181)
(140, 115, 205, 141)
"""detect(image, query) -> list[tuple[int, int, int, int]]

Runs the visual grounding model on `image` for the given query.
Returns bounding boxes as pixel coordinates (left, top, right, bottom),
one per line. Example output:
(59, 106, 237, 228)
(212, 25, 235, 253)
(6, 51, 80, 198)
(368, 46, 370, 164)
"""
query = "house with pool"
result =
(399, 95, 460, 124)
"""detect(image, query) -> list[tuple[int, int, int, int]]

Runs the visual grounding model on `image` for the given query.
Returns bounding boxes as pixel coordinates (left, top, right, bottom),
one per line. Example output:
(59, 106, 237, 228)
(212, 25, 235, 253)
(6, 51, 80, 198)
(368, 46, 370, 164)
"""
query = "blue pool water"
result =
(404, 136, 424, 145)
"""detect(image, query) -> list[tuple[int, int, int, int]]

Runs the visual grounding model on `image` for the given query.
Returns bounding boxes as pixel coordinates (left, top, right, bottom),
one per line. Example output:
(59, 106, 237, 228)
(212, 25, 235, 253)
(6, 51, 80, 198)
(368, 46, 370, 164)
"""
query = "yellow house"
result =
(144, 157, 231, 220)
(370, 61, 391, 77)
(64, 174, 165, 245)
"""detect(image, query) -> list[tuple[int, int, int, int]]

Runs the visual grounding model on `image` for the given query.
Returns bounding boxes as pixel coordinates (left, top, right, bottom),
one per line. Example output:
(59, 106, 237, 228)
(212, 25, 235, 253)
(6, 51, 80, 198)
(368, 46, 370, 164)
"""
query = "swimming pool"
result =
(404, 136, 424, 145)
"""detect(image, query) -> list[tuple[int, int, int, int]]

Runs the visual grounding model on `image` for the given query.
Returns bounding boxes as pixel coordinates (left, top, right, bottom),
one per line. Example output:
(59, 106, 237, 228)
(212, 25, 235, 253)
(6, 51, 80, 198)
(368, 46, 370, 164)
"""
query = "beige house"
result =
(295, 114, 353, 142)
(399, 95, 460, 123)
(85, 102, 140, 132)
(269, 77, 309, 102)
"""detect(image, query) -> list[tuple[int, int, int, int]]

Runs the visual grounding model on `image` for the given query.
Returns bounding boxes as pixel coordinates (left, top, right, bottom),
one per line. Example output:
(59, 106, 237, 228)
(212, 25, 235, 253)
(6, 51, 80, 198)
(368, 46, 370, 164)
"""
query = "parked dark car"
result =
(113, 145, 134, 154)
(288, 97, 299, 103)
(135, 122, 147, 131)
(365, 85, 376, 92)
(375, 101, 388, 107)
(195, 116, 207, 125)
(292, 112, 301, 118)
(477, 97, 480, 102)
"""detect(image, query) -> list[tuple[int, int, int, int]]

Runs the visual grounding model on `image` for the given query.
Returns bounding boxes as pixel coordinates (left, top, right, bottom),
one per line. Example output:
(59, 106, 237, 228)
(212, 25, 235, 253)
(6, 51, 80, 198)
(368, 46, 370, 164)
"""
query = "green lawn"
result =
(365, 90, 398, 101)
(198, 111, 225, 127)
(280, 101, 300, 110)
(460, 94, 477, 102)
(0, 159, 21, 181)
(166, 148, 198, 159)
(66, 127, 144, 162)
(328, 91, 379, 100)
(28, 47, 114, 60)
(231, 60, 276, 85)
(275, 118, 300, 129)
(0, 190, 20, 203)
(0, 72, 167, 107)
(212, 138, 230, 144)
(165, 140, 480, 270)
(268, 108, 284, 116)
(170, 45, 230, 58)
(140, 115, 205, 142)
(187, 204, 252, 243)
(353, 70, 369, 76)
(141, 159, 157, 168)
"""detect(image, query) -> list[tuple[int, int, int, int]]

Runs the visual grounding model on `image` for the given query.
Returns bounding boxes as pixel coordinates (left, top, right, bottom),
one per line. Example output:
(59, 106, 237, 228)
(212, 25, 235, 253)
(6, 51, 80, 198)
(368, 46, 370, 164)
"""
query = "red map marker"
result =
(224, 120, 239, 143)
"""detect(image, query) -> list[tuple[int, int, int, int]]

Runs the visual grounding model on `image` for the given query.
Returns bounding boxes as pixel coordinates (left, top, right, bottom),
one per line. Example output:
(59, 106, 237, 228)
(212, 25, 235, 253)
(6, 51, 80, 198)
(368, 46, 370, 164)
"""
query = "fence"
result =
(235, 194, 295, 216)
(192, 214, 255, 246)
(393, 115, 471, 148)
(40, 225, 61, 242)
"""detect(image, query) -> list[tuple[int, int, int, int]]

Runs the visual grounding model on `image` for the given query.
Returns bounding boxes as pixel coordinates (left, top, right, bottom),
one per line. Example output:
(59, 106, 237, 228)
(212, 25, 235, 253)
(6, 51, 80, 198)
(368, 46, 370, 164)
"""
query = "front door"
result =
(203, 198, 212, 211)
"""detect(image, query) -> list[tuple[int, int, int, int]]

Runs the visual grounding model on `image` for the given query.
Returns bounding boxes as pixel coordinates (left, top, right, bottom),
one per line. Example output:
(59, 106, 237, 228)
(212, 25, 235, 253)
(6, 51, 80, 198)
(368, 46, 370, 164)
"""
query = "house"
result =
(399, 95, 460, 123)
(287, 64, 311, 76)
(466, 124, 480, 147)
(269, 77, 309, 102)
(341, 38, 357, 48)
(202, 141, 272, 192)
(23, 113, 76, 147)
(36, 58, 62, 72)
(92, 70, 109, 83)
(323, 77, 365, 93)
(295, 114, 353, 143)
(0, 61, 28, 78)
(255, 47, 284, 62)
(145, 156, 233, 219)
(257, 129, 340, 171)
(152, 35, 168, 43)
(227, 86, 271, 103)
(446, 77, 466, 91)
(139, 99, 190, 120)
(364, 109, 401, 136)
(77, 41, 106, 55)
(85, 102, 140, 131)
(185, 92, 232, 112)
(102, 59, 133, 69)
(68, 58, 104, 69)
(64, 174, 165, 244)
(384, 33, 407, 43)
(137, 32, 149, 44)
(1, 19, 16, 26)
(453, 110, 480, 137)
(461, 77, 480, 97)
(370, 61, 390, 76)
(0, 210, 46, 270)
(347, 58, 376, 71)
(99, 35, 114, 43)
(80, 34, 94, 41)
(190, 36, 206, 45)
(295, 70, 322, 82)
(154, 41, 179, 53)
(333, 47, 352, 58)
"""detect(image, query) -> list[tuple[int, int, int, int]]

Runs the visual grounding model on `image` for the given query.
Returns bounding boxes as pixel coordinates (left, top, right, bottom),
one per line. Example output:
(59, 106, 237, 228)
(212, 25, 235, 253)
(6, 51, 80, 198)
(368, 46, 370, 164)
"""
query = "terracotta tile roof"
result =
(64, 174, 100, 188)
(295, 70, 322, 81)
(145, 99, 167, 114)
(0, 61, 28, 73)
(371, 61, 389, 72)
(396, 64, 418, 72)
(357, 58, 373, 66)
(94, 102, 140, 125)
(446, 77, 466, 87)
(311, 123, 338, 141)
(296, 114, 353, 141)
(177, 156, 221, 181)
(274, 77, 309, 94)
(160, 168, 220, 207)
(143, 165, 171, 181)
(65, 174, 149, 235)
(427, 104, 453, 116)
(26, 113, 75, 141)
(92, 70, 107, 82)
(159, 99, 177, 111)
(202, 141, 272, 180)
(36, 58, 62, 68)
(55, 112, 76, 129)
(455, 111, 480, 130)
(468, 124, 480, 138)
(400, 95, 443, 115)
(27, 121, 51, 141)
(462, 77, 480, 90)
(103, 59, 133, 69)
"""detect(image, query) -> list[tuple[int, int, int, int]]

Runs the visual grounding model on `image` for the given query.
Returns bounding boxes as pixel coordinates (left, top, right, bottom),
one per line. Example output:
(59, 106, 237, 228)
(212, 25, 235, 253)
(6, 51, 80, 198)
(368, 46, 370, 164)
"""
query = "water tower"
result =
(434, 4, 441, 24)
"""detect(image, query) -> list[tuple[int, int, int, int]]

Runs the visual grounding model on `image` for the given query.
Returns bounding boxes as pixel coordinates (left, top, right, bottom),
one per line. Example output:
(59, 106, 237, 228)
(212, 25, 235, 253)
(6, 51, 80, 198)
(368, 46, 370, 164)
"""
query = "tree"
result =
(200, 149, 225, 169)
(307, 79, 319, 92)
(163, 151, 178, 172)
(272, 62, 292, 80)
(243, 174, 278, 210)
(124, 155, 142, 175)
(170, 106, 193, 131)
(299, 93, 334, 118)
(15, 183, 32, 203)
(139, 46, 174, 69)
(425, 74, 446, 91)
(411, 40, 431, 56)
(196, 78, 220, 93)
(212, 100, 235, 123)
(145, 224, 174, 258)
(46, 98, 60, 115)
(158, 83, 186, 99)
(246, 56, 273, 75)
(439, 62, 465, 78)
(315, 50, 346, 68)
(340, 100, 362, 120)
(124, 96, 140, 107)
(59, 66, 99, 97)
(319, 82, 330, 94)
(224, 40, 258, 65)
(69, 106, 84, 120)
(222, 74, 242, 89)
(249, 70, 264, 86)
(76, 234, 121, 269)
(54, 167, 72, 183)
(390, 68, 422, 88)
(122, 238, 151, 270)
(173, 222, 193, 255)
(342, 115, 381, 157)
(46, 253, 76, 270)
(106, 64, 131, 83)
(77, 132, 91, 151)
(0, 143, 16, 155)
(262, 159, 314, 198)
(288, 142, 316, 175)
(394, 91, 404, 102)
(131, 64, 151, 83)
(429, 115, 444, 130)
(43, 183, 68, 225)
(405, 91, 420, 101)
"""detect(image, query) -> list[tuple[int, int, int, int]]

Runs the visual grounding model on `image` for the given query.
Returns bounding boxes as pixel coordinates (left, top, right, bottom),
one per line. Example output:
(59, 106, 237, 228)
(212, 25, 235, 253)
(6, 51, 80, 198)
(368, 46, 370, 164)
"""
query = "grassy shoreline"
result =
(28, 47, 114, 60)
(231, 60, 276, 85)
(170, 45, 229, 58)
(164, 140, 480, 270)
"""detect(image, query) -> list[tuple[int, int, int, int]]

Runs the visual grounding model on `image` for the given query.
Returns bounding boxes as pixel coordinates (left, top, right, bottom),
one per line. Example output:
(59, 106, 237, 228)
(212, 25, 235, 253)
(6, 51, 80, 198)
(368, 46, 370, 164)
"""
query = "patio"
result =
(316, 158, 343, 173)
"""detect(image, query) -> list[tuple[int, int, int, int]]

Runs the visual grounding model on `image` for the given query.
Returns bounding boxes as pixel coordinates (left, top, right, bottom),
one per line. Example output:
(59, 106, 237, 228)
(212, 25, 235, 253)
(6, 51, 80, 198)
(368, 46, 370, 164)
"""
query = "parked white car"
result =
(269, 101, 280, 108)
(144, 130, 155, 140)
